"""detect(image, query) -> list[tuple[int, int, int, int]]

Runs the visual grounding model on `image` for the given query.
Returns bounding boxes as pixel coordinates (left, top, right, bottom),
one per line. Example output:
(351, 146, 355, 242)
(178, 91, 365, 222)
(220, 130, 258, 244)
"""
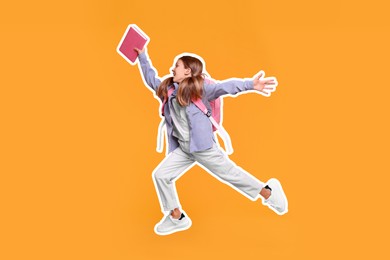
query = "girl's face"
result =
(172, 59, 191, 83)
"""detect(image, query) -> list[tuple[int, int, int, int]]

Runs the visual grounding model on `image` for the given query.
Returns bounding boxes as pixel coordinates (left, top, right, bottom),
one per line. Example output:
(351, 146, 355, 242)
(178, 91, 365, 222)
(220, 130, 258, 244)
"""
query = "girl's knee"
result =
(153, 169, 166, 181)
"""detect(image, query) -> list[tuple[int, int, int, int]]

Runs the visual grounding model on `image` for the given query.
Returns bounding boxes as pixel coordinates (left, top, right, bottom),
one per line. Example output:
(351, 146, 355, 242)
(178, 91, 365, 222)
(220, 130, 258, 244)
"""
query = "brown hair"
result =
(157, 56, 204, 106)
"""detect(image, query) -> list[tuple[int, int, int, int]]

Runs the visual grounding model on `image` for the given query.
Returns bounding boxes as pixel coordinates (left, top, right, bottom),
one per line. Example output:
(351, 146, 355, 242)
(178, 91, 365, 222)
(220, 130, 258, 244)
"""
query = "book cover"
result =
(117, 24, 150, 65)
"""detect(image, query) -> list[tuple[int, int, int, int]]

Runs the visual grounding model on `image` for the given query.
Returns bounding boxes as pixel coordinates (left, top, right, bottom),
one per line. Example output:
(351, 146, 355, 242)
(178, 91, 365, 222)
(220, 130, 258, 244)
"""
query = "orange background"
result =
(1, 0, 389, 259)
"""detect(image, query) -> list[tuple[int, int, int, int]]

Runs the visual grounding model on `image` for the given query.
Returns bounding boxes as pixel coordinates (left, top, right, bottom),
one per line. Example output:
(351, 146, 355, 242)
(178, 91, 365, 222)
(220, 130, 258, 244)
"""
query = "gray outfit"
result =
(138, 52, 255, 153)
(138, 52, 264, 212)
(153, 144, 263, 211)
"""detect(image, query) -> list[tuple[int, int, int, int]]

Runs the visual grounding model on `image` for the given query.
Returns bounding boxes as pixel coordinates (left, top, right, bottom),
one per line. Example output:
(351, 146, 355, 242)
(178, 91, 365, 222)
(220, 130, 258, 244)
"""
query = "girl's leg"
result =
(153, 147, 195, 213)
(193, 144, 264, 200)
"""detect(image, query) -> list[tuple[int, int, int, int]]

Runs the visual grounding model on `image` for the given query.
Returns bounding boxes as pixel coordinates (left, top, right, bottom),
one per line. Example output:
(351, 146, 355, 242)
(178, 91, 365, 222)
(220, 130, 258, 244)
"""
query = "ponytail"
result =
(156, 77, 174, 101)
(156, 55, 204, 106)
(177, 75, 204, 106)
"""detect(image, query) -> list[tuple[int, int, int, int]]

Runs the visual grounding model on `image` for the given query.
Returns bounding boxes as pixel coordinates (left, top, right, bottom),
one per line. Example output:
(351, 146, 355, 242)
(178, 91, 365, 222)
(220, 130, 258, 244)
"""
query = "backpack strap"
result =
(192, 99, 211, 116)
(192, 99, 233, 155)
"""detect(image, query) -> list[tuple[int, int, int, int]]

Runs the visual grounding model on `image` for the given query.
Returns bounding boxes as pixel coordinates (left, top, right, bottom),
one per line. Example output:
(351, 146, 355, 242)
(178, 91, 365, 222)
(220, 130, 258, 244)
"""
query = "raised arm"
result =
(134, 48, 161, 92)
(204, 71, 278, 100)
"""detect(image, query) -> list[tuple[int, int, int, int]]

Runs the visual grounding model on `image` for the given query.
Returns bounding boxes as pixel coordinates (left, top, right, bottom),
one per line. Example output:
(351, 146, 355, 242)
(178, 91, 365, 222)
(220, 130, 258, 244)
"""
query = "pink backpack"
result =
(157, 78, 233, 154)
(162, 81, 220, 128)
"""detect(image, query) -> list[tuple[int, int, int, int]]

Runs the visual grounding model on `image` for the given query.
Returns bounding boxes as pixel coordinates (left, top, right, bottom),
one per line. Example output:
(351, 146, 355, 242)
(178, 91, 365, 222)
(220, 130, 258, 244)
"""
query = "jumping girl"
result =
(134, 47, 288, 236)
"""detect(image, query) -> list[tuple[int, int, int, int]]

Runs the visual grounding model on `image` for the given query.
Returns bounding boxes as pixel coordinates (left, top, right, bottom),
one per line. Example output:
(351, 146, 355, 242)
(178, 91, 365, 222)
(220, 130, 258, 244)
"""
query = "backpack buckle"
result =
(206, 110, 212, 117)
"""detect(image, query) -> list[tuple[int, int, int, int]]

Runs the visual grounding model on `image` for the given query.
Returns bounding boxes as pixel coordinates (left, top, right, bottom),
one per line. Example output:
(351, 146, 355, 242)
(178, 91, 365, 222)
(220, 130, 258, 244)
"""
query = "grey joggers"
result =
(152, 143, 264, 212)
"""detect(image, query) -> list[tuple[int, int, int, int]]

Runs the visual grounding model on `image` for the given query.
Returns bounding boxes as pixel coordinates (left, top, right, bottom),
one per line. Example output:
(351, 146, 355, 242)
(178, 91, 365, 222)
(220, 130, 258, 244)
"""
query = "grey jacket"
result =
(138, 52, 255, 153)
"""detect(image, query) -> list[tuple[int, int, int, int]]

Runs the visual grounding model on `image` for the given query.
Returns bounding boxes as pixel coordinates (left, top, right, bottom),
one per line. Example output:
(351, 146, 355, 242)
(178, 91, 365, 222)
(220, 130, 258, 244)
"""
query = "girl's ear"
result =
(185, 68, 192, 76)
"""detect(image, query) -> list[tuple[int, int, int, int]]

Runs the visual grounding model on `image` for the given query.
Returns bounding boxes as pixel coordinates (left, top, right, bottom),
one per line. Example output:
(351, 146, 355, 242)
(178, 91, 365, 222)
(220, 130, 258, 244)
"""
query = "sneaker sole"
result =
(154, 218, 192, 236)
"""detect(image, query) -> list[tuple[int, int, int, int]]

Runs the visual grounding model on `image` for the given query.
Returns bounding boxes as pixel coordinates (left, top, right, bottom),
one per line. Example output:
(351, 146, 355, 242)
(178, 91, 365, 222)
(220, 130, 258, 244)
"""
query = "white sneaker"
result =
(263, 178, 288, 215)
(154, 212, 192, 235)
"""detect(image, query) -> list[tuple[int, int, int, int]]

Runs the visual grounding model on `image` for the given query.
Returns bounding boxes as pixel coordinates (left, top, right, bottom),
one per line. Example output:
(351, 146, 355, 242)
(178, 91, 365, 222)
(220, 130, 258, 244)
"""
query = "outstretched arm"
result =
(204, 70, 278, 100)
(134, 47, 161, 92)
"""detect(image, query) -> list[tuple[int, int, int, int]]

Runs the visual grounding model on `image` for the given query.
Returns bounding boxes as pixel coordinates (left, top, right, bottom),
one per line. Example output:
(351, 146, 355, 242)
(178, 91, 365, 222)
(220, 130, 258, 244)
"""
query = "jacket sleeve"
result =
(203, 78, 254, 101)
(137, 52, 162, 93)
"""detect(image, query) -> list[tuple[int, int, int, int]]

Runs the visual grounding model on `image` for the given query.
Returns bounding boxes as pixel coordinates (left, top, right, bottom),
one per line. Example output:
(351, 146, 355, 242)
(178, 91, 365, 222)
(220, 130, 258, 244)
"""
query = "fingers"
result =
(133, 47, 146, 55)
(255, 70, 264, 79)
(259, 79, 277, 97)
(263, 76, 277, 84)
(262, 78, 278, 93)
(255, 72, 278, 85)
(262, 86, 276, 93)
(253, 70, 278, 97)
(259, 89, 271, 97)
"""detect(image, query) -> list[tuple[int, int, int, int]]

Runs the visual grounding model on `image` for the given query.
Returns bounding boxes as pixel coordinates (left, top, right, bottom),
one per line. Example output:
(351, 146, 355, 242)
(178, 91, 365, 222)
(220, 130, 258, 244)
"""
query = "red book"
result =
(117, 24, 150, 65)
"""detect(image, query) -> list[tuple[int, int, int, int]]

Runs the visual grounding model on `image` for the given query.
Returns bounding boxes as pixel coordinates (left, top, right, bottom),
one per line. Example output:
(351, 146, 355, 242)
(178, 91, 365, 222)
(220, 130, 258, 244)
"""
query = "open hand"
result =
(253, 71, 278, 97)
